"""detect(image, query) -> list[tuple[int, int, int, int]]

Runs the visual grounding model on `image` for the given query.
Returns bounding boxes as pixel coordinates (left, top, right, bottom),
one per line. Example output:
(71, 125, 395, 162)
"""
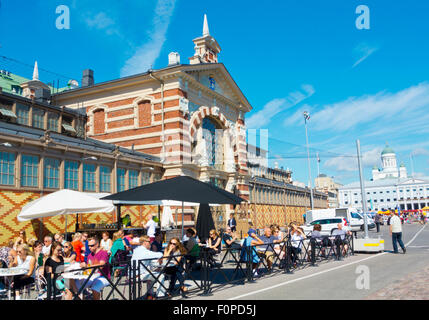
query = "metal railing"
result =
(41, 234, 354, 300)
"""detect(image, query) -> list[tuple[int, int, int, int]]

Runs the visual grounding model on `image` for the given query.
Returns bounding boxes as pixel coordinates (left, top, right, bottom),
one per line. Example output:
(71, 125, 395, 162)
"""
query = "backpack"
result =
(111, 249, 130, 266)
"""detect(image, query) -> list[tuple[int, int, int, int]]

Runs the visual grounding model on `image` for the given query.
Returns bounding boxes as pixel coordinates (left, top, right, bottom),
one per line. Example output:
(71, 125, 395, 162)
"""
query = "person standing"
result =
(390, 211, 406, 254)
(144, 215, 158, 243)
(375, 213, 382, 233)
(227, 214, 237, 233)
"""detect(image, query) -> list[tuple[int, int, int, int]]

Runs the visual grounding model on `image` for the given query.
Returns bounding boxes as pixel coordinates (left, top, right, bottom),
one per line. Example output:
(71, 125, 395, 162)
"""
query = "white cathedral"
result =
(371, 144, 407, 181)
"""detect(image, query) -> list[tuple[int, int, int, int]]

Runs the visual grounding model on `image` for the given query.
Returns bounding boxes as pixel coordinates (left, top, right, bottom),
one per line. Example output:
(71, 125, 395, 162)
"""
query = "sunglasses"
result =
(170, 242, 177, 246)
(88, 244, 96, 247)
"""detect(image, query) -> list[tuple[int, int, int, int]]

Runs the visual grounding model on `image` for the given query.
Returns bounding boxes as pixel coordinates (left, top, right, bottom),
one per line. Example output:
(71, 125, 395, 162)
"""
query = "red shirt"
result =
(71, 240, 84, 262)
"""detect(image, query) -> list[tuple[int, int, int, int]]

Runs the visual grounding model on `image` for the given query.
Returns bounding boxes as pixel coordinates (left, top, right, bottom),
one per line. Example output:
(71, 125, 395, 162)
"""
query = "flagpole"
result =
(304, 111, 314, 211)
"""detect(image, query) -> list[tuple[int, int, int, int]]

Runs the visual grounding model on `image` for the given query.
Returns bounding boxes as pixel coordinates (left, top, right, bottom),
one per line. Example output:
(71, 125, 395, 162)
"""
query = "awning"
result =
(0, 107, 17, 118)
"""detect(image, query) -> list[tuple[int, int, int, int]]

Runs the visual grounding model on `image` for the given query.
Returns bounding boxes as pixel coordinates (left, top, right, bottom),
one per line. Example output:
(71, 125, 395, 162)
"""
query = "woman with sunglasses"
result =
(162, 238, 187, 296)
(9, 244, 36, 299)
(62, 242, 76, 263)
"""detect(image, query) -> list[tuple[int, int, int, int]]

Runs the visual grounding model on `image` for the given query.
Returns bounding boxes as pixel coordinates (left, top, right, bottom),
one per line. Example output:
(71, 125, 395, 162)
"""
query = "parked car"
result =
(301, 217, 351, 236)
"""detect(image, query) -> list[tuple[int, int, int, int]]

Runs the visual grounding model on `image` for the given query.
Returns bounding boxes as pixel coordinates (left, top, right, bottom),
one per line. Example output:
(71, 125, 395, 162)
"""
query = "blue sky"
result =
(1, 0, 429, 185)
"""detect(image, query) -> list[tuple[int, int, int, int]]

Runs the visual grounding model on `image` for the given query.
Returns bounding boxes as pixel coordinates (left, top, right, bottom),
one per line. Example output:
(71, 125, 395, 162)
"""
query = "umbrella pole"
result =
(65, 215, 68, 235)
(181, 201, 184, 239)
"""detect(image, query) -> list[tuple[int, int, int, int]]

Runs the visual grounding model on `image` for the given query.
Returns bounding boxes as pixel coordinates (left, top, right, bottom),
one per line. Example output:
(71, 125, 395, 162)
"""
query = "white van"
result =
(305, 209, 336, 224)
(335, 208, 375, 232)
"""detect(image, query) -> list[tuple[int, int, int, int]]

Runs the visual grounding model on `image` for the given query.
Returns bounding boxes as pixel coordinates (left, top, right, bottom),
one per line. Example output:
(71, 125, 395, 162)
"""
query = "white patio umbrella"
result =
(17, 189, 115, 228)
(160, 204, 175, 229)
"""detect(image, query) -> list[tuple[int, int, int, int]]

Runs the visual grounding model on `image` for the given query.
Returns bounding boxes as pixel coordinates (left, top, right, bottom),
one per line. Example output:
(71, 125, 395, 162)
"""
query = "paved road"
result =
(185, 223, 429, 300)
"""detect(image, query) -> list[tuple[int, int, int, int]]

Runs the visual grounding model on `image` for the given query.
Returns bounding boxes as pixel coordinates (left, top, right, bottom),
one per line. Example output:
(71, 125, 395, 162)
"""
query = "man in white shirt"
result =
(390, 212, 406, 254)
(131, 235, 167, 298)
(144, 215, 157, 243)
(42, 235, 52, 257)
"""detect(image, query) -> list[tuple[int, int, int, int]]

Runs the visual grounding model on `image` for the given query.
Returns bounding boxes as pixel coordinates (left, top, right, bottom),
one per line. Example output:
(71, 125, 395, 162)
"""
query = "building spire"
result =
(32, 61, 39, 81)
(203, 14, 210, 37)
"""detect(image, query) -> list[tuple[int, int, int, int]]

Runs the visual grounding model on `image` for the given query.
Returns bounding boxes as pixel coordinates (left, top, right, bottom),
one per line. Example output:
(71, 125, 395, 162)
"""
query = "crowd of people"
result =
(0, 213, 355, 300)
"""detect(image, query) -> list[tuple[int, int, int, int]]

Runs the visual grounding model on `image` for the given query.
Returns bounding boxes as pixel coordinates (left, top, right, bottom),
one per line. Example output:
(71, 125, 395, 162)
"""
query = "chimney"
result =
(82, 69, 94, 87)
(168, 52, 180, 66)
(35, 88, 51, 103)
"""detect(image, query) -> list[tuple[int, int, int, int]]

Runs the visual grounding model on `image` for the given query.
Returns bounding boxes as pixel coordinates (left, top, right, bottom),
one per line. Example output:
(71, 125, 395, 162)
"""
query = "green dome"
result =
(381, 144, 395, 155)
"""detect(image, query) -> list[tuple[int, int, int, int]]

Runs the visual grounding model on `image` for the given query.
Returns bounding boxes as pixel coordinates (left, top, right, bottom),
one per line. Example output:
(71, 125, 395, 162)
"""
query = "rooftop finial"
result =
(32, 61, 39, 81)
(203, 14, 210, 37)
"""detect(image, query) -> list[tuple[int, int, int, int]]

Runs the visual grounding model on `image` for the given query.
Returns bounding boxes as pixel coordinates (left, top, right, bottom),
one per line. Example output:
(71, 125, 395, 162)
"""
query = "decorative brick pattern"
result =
(0, 190, 157, 246)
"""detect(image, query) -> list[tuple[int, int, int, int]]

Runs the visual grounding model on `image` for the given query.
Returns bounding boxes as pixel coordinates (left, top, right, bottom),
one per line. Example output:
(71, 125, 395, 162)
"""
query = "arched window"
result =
(202, 117, 224, 170)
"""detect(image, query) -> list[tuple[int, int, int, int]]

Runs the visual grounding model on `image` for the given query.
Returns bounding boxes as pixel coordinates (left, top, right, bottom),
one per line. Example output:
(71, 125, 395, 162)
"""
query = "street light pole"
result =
(303, 111, 314, 211)
(356, 139, 369, 239)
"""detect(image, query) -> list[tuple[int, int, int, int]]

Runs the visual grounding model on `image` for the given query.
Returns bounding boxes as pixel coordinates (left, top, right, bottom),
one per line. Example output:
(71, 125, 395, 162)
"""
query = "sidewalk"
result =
(365, 264, 429, 300)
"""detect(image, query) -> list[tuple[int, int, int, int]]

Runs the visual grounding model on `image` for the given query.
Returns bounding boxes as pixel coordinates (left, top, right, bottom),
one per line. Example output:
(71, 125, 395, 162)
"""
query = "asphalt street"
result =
(187, 223, 428, 300)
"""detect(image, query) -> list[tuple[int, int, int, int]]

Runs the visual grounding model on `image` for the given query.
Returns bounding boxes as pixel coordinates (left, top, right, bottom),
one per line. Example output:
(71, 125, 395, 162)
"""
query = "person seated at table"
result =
(81, 232, 90, 263)
(331, 223, 352, 257)
(222, 227, 241, 250)
(130, 231, 141, 246)
(54, 233, 66, 246)
(131, 235, 167, 299)
(75, 237, 110, 300)
(150, 232, 163, 252)
(71, 233, 85, 263)
(240, 229, 264, 277)
(290, 224, 306, 267)
(307, 224, 323, 259)
(0, 240, 16, 267)
(42, 235, 53, 258)
(109, 230, 130, 265)
(207, 229, 222, 256)
(271, 227, 286, 264)
(0, 241, 16, 292)
(184, 229, 200, 270)
(62, 242, 77, 263)
(100, 232, 113, 253)
(9, 244, 36, 299)
(13, 230, 27, 250)
(43, 241, 72, 300)
(259, 227, 281, 271)
(31, 240, 45, 270)
(162, 238, 187, 296)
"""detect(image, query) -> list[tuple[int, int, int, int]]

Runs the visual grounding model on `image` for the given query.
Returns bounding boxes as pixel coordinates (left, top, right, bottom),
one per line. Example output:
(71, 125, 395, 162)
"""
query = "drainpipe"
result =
(149, 71, 165, 162)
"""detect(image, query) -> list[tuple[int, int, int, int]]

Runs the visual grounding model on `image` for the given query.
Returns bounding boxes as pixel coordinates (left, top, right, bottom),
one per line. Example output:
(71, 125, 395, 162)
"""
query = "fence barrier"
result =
(40, 233, 354, 300)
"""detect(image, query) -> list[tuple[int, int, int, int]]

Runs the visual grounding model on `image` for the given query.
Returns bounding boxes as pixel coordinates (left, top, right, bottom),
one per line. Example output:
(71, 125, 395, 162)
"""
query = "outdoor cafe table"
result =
(0, 267, 28, 300)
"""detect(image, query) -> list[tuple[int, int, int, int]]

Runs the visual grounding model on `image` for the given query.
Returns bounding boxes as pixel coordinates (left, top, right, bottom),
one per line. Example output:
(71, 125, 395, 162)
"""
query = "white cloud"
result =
(246, 85, 314, 129)
(300, 82, 429, 133)
(352, 43, 378, 68)
(324, 147, 382, 172)
(412, 148, 429, 157)
(120, 0, 177, 77)
(84, 12, 120, 36)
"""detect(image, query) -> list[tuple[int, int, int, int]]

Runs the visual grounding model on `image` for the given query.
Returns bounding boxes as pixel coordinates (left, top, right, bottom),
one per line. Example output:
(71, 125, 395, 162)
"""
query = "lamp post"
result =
(303, 111, 314, 210)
